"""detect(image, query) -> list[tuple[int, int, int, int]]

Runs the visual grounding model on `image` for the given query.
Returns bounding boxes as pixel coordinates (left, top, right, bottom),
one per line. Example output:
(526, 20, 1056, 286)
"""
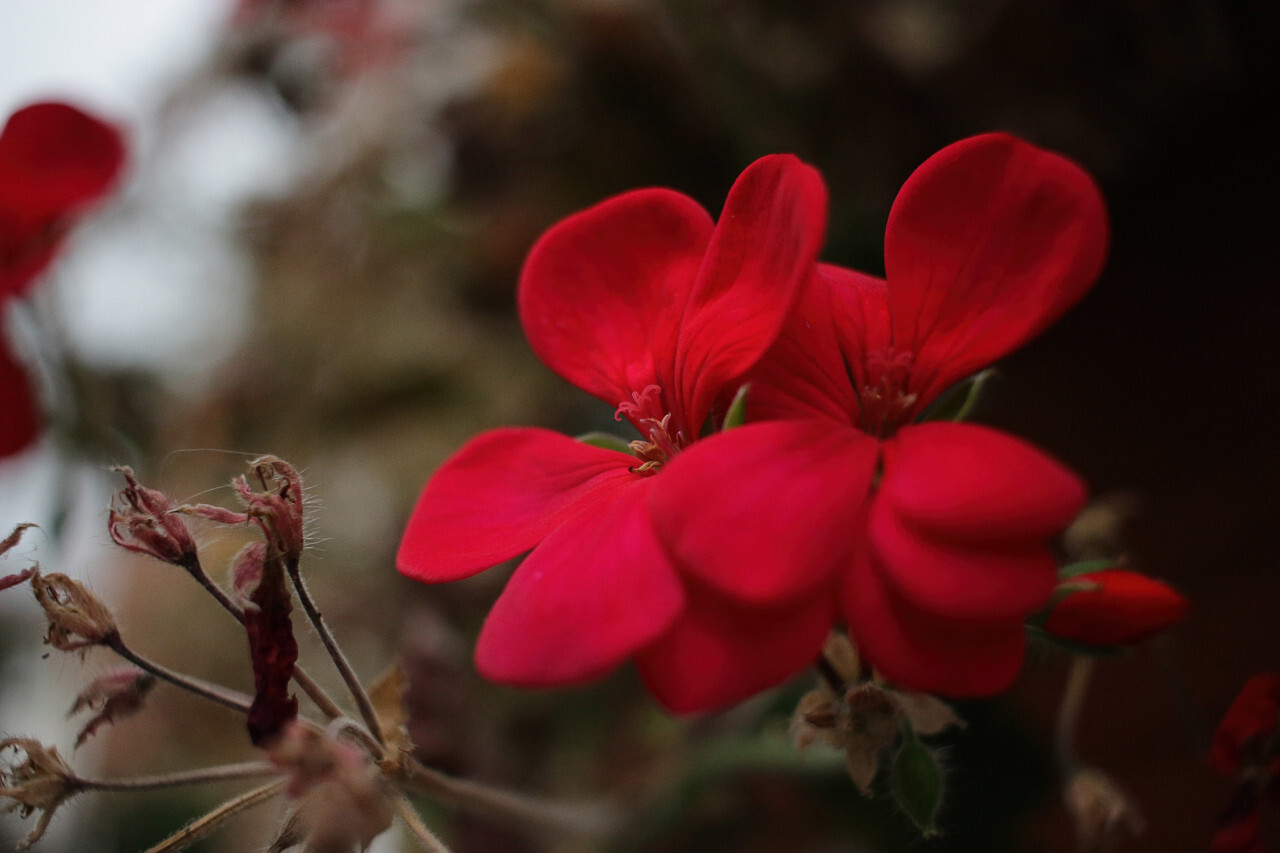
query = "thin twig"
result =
(396, 796, 453, 853)
(284, 558, 384, 748)
(106, 634, 254, 715)
(1055, 656, 1095, 774)
(74, 761, 280, 792)
(400, 759, 617, 839)
(180, 551, 347, 721)
(142, 779, 286, 853)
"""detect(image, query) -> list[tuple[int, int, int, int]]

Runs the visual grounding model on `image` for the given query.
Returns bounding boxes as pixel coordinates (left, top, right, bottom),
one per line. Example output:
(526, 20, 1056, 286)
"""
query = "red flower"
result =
(0, 102, 125, 458)
(1044, 568, 1189, 646)
(1211, 673, 1280, 778)
(650, 134, 1106, 698)
(397, 156, 828, 705)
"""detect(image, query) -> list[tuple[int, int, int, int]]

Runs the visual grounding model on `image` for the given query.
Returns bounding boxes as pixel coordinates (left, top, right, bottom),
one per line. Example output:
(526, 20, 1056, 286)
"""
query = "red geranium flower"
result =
(1211, 672, 1280, 778)
(1, 101, 126, 459)
(650, 134, 1107, 698)
(397, 156, 828, 702)
(1044, 568, 1189, 647)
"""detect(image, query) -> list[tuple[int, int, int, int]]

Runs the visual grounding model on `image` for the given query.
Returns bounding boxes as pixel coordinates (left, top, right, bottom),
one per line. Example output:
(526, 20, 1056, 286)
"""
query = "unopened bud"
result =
(68, 667, 157, 748)
(1046, 569, 1188, 646)
(29, 570, 118, 652)
(267, 723, 395, 853)
(0, 738, 83, 849)
(108, 467, 198, 567)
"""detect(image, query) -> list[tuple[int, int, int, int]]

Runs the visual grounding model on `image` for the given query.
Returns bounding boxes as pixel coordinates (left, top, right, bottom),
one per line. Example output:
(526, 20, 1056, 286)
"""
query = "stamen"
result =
(613, 385, 688, 474)
(860, 348, 918, 436)
(614, 384, 663, 422)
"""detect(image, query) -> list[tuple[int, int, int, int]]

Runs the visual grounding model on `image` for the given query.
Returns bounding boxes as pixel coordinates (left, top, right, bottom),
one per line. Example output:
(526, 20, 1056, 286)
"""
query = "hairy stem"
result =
(75, 761, 279, 792)
(1055, 656, 1095, 774)
(106, 634, 254, 715)
(142, 780, 286, 853)
(285, 558, 384, 748)
(396, 796, 453, 853)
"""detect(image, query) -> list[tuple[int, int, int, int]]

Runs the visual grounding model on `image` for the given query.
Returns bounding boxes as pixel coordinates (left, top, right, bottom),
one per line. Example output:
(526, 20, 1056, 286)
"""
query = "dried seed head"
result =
(108, 468, 198, 567)
(30, 571, 117, 652)
(0, 738, 83, 849)
(1063, 767, 1145, 851)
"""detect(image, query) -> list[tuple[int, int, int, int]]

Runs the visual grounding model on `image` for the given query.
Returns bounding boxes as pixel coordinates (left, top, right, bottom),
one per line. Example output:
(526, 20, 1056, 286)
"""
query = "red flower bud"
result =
(108, 467, 198, 568)
(1044, 569, 1188, 646)
(1210, 672, 1280, 778)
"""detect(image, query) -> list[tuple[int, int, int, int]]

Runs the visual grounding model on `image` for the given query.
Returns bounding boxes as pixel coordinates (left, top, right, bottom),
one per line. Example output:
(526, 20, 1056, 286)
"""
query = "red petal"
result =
(518, 188, 713, 412)
(0, 102, 126, 216)
(869, 498, 1058, 621)
(676, 155, 828, 429)
(0, 334, 39, 458)
(879, 422, 1086, 545)
(1044, 569, 1189, 646)
(475, 480, 684, 686)
(637, 585, 833, 713)
(884, 133, 1108, 404)
(843, 550, 1027, 696)
(650, 421, 876, 605)
(748, 264, 886, 425)
(397, 428, 637, 582)
(1210, 672, 1280, 777)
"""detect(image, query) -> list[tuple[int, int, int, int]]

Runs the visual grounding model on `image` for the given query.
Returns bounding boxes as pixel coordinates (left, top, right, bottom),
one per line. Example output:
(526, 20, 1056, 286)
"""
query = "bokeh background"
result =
(2, 0, 1279, 850)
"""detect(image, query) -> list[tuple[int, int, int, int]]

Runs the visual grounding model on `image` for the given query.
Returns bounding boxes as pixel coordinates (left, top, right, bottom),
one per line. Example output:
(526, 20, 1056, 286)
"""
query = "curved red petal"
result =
(843, 550, 1027, 696)
(884, 133, 1108, 404)
(748, 264, 886, 425)
(397, 428, 637, 582)
(869, 497, 1057, 621)
(0, 334, 39, 458)
(1045, 569, 1189, 646)
(637, 585, 833, 713)
(879, 422, 1086, 545)
(0, 102, 126, 216)
(475, 481, 684, 686)
(518, 188, 713, 411)
(650, 420, 876, 605)
(676, 154, 828, 429)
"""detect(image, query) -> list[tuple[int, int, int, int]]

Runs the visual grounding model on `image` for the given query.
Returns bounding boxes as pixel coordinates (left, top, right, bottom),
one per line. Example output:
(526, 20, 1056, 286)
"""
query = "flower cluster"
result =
(0, 102, 125, 458)
(399, 133, 1116, 712)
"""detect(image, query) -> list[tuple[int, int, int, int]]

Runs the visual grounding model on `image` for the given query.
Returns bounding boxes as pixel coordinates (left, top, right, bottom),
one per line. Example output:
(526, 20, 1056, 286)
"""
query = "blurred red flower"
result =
(397, 155, 828, 706)
(1211, 672, 1280, 778)
(1044, 568, 1189, 646)
(650, 134, 1107, 699)
(0, 101, 125, 458)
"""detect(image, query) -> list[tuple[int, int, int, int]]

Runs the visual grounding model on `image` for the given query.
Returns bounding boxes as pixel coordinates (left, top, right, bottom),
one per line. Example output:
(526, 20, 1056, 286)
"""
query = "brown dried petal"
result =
(68, 667, 157, 748)
(30, 571, 117, 652)
(368, 664, 414, 759)
(791, 687, 840, 752)
(1063, 767, 1145, 851)
(822, 631, 861, 684)
(1, 523, 37, 558)
(895, 692, 965, 737)
(845, 740, 883, 795)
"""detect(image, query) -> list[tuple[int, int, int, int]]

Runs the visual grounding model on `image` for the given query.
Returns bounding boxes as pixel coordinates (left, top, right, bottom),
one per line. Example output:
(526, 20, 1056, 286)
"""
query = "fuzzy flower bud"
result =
(108, 467, 198, 567)
(0, 738, 83, 849)
(235, 456, 306, 566)
(267, 723, 395, 853)
(68, 667, 157, 748)
(1045, 568, 1189, 646)
(29, 570, 118, 652)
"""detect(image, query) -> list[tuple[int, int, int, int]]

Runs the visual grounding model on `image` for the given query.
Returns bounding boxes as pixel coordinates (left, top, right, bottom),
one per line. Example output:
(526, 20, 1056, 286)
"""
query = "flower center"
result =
(614, 384, 689, 474)
(859, 348, 918, 437)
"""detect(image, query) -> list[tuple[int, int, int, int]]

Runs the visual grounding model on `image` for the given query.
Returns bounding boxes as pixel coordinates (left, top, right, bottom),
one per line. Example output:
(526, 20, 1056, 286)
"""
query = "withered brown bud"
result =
(68, 667, 157, 748)
(0, 738, 84, 849)
(108, 467, 198, 567)
(267, 723, 395, 853)
(236, 456, 306, 565)
(30, 571, 118, 653)
(1063, 767, 1145, 852)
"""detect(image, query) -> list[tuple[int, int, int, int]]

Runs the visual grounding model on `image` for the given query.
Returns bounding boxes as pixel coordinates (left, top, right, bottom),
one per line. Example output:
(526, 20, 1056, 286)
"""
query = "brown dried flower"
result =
(1064, 767, 1145, 852)
(108, 468, 198, 567)
(0, 739, 83, 849)
(68, 667, 158, 748)
(29, 571, 118, 653)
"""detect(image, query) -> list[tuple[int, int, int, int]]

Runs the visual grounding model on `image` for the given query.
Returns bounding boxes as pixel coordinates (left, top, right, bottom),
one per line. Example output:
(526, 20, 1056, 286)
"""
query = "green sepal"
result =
(722, 383, 750, 431)
(919, 369, 995, 423)
(890, 728, 943, 837)
(1024, 624, 1124, 658)
(1057, 558, 1119, 580)
(576, 432, 632, 453)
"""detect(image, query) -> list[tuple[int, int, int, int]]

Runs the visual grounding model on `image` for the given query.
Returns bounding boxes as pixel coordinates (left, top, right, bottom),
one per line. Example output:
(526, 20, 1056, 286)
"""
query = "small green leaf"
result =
(919, 369, 995, 423)
(1058, 558, 1119, 580)
(576, 432, 632, 453)
(890, 731, 943, 837)
(722, 383, 751, 431)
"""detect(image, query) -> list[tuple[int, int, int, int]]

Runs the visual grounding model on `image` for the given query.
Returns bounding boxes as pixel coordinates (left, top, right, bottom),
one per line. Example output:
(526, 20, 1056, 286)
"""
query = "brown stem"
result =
(106, 634, 253, 715)
(74, 761, 279, 792)
(1055, 656, 1095, 774)
(141, 780, 286, 853)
